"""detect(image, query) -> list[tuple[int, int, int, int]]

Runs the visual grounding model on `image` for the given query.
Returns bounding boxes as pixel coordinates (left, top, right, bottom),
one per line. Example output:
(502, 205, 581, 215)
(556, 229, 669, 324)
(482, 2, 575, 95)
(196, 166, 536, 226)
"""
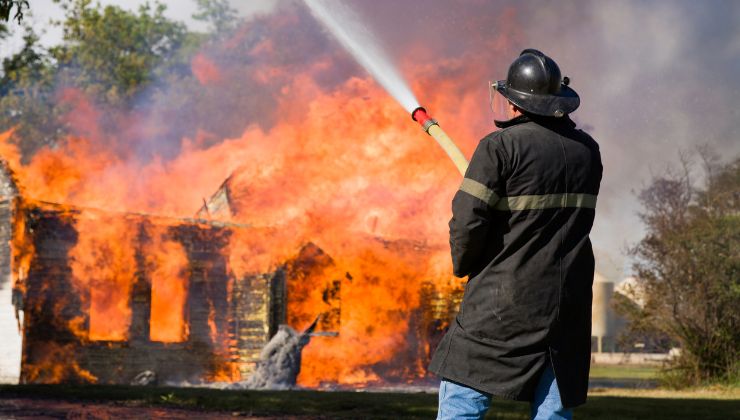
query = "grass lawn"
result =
(0, 384, 737, 419)
(588, 364, 660, 380)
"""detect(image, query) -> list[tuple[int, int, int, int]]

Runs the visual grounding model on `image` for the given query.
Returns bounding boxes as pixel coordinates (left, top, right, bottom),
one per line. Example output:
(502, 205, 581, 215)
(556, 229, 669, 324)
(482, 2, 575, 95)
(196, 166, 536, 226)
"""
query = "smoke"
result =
(512, 0, 740, 273)
(231, 322, 316, 390)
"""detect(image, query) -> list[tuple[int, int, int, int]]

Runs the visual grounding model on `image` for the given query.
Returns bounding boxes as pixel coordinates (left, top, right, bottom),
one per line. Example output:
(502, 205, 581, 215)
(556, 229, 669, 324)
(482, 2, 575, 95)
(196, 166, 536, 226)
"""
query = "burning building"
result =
(0, 159, 463, 386)
(0, 156, 288, 384)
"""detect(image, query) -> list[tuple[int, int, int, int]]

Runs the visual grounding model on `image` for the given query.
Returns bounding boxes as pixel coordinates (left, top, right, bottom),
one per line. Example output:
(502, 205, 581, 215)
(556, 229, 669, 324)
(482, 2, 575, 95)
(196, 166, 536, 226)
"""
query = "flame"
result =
(69, 211, 138, 341)
(145, 224, 189, 343)
(10, 200, 33, 295)
(22, 342, 97, 384)
(0, 73, 467, 384)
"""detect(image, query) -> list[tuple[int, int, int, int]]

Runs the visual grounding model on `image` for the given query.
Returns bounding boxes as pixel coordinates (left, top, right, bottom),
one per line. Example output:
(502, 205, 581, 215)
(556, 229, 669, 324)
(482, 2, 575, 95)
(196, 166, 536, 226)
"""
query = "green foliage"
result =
(612, 290, 674, 353)
(52, 0, 187, 106)
(0, 1, 199, 158)
(192, 0, 238, 35)
(0, 0, 28, 24)
(624, 151, 740, 386)
(1, 28, 45, 83)
(0, 26, 61, 157)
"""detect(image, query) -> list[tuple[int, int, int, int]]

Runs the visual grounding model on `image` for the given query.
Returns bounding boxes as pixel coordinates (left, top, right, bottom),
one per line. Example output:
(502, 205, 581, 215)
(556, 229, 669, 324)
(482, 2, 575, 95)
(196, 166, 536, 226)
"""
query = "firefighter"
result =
(429, 49, 603, 419)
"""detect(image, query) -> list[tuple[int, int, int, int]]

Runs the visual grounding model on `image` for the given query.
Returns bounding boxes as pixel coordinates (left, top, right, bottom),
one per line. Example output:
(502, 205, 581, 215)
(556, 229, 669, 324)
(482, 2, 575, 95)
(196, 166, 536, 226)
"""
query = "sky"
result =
(2, 0, 739, 282)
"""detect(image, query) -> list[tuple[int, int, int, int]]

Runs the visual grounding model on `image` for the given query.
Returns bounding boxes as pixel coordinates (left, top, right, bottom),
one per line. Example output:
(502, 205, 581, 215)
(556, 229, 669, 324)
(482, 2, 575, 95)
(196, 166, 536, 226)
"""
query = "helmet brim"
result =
(496, 80, 580, 117)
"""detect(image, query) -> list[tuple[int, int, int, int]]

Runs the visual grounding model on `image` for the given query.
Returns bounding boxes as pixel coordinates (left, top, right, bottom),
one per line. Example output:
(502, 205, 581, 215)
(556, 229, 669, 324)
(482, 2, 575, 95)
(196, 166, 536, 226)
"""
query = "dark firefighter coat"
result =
(428, 114, 602, 408)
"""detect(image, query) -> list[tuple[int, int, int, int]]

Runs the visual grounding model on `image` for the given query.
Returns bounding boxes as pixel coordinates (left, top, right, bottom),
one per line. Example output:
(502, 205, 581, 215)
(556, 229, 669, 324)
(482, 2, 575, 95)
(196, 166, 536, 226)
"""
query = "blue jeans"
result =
(436, 365, 573, 419)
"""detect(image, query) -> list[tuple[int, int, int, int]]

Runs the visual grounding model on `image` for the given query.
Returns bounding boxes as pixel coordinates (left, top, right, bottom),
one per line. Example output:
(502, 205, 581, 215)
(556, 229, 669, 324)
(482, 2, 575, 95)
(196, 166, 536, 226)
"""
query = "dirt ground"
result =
(0, 398, 304, 420)
(1, 385, 737, 419)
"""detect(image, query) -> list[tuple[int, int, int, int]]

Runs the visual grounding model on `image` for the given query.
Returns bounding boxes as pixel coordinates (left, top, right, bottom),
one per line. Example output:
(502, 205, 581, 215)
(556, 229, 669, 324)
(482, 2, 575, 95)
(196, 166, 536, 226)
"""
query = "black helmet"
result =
(494, 49, 579, 117)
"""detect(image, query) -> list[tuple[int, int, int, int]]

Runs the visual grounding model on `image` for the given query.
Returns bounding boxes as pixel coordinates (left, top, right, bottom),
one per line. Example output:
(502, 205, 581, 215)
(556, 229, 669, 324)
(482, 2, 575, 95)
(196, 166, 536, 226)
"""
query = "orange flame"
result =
(22, 342, 97, 384)
(145, 224, 189, 343)
(69, 211, 137, 341)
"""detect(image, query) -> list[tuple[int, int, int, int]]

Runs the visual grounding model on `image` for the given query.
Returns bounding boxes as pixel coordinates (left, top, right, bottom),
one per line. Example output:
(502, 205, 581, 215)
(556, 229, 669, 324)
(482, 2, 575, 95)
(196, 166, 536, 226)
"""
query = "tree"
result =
(192, 0, 238, 35)
(52, 0, 187, 107)
(0, 26, 60, 157)
(612, 291, 675, 353)
(0, 1, 192, 158)
(0, 0, 28, 23)
(623, 150, 740, 386)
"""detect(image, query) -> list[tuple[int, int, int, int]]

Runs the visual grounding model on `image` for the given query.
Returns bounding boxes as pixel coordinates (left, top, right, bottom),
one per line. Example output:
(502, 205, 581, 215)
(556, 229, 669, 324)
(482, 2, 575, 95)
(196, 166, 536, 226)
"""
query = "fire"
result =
(1, 4, 519, 387)
(145, 224, 189, 343)
(70, 211, 138, 341)
(22, 342, 97, 384)
(291, 238, 448, 386)
(10, 200, 33, 295)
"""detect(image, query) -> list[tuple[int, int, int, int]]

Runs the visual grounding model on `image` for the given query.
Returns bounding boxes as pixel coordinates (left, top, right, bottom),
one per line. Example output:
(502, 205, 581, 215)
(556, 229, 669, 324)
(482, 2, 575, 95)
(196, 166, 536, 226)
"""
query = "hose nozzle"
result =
(411, 106, 437, 133)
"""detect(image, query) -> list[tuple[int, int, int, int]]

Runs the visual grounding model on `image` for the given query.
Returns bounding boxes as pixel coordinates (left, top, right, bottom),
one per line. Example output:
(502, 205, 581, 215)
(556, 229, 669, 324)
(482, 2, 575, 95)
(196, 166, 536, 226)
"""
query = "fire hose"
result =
(411, 107, 469, 176)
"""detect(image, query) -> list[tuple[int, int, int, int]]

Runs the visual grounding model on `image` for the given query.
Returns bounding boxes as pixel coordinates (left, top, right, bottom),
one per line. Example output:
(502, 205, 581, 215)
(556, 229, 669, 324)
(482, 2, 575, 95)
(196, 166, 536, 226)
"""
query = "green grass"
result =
(0, 384, 737, 419)
(589, 364, 660, 379)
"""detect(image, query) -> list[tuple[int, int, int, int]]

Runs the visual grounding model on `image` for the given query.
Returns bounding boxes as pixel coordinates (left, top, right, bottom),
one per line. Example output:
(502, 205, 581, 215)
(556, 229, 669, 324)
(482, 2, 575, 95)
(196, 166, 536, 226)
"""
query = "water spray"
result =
(305, 1, 469, 175)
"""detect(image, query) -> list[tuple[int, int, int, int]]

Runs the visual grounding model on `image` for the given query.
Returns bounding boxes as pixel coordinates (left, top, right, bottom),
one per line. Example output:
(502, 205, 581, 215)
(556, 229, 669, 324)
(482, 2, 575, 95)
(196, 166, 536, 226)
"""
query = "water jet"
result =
(305, 1, 469, 175)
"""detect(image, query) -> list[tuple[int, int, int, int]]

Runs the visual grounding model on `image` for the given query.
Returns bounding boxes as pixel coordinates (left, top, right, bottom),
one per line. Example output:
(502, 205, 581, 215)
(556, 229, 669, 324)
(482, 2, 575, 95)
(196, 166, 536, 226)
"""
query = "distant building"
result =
(591, 273, 617, 353)
(592, 274, 675, 356)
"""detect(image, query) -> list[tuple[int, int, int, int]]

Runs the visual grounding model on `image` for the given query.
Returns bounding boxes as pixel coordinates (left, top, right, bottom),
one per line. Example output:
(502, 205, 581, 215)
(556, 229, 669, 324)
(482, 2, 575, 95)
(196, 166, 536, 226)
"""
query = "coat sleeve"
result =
(449, 135, 508, 277)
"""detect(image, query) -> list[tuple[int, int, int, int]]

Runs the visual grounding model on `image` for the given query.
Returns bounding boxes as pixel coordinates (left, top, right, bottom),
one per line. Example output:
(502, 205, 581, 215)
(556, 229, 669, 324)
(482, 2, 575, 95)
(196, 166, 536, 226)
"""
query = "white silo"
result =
(592, 273, 614, 353)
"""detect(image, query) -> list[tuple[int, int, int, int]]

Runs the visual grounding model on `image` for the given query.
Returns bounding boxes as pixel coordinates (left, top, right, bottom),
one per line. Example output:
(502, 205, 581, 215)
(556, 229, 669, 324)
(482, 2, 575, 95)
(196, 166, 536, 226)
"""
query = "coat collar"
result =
(494, 114, 577, 130)
(494, 115, 530, 129)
